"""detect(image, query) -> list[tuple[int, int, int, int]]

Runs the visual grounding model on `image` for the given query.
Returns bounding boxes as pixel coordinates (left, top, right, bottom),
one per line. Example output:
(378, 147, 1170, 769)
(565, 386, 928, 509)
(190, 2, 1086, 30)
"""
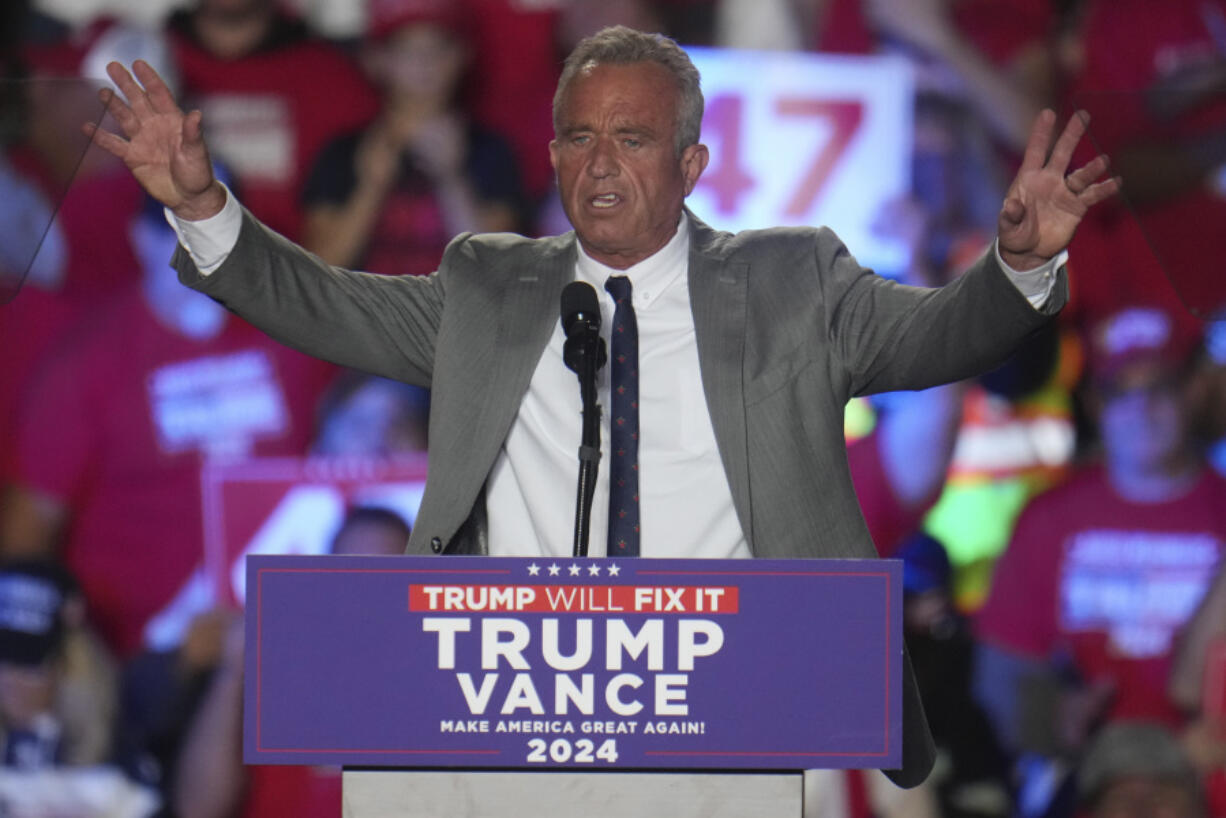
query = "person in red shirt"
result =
(464, 0, 565, 204)
(1063, 0, 1226, 325)
(868, 0, 1049, 149)
(976, 306, 1225, 771)
(166, 0, 379, 242)
(1, 22, 157, 473)
(0, 197, 335, 658)
(299, 0, 525, 278)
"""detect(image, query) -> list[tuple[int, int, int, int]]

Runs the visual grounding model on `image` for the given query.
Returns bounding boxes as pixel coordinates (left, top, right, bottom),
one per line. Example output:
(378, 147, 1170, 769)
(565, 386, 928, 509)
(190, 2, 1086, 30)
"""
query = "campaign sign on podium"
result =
(245, 555, 901, 771)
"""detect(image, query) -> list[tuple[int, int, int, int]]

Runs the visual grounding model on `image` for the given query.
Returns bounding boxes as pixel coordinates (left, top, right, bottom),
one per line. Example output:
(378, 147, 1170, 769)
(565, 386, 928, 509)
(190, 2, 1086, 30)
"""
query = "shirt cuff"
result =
(993, 239, 1067, 310)
(164, 183, 242, 275)
(994, 239, 1067, 310)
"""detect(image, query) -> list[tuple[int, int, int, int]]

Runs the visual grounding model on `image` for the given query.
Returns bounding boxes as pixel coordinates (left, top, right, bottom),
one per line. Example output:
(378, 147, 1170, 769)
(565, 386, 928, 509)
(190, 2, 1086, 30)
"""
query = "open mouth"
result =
(590, 193, 621, 209)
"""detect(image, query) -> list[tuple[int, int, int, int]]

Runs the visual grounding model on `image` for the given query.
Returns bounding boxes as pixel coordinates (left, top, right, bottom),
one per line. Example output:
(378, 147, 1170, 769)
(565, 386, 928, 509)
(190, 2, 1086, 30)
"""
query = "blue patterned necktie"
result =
(604, 275, 640, 556)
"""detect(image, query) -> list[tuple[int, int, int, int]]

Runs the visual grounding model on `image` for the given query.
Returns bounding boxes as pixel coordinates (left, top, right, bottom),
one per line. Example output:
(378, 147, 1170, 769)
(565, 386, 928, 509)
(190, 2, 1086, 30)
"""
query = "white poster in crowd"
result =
(686, 49, 914, 274)
(201, 456, 429, 606)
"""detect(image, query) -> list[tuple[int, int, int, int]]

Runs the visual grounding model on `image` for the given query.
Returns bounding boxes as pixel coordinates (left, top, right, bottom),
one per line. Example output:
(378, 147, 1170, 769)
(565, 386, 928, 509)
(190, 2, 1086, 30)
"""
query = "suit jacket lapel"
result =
(486, 233, 575, 445)
(686, 212, 754, 546)
(410, 233, 574, 554)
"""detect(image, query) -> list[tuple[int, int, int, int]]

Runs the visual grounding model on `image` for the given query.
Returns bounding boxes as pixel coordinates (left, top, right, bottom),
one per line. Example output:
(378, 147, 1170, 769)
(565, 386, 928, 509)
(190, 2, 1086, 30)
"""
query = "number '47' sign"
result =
(686, 49, 914, 275)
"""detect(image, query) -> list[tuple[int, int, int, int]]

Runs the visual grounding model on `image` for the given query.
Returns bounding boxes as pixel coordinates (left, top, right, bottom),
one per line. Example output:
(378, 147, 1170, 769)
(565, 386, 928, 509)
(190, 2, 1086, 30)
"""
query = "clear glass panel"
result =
(0, 78, 110, 305)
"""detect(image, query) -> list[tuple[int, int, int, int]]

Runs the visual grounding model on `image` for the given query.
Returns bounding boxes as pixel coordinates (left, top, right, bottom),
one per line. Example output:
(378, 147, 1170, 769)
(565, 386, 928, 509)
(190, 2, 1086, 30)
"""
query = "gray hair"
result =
(553, 26, 704, 155)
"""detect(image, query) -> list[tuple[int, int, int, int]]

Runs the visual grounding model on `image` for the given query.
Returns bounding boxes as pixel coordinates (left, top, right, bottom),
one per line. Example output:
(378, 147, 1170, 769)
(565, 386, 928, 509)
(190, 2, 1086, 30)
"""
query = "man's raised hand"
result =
(84, 60, 225, 221)
(998, 109, 1121, 271)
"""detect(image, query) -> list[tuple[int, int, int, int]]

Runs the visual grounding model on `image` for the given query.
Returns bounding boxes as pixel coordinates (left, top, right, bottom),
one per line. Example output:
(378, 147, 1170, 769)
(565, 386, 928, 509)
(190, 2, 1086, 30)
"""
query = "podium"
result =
(341, 770, 802, 816)
(244, 555, 902, 816)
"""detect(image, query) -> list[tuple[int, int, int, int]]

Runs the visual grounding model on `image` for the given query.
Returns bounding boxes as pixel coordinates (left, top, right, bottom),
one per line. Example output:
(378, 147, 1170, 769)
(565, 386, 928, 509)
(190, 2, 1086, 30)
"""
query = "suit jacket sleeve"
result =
(173, 205, 451, 388)
(814, 228, 1066, 397)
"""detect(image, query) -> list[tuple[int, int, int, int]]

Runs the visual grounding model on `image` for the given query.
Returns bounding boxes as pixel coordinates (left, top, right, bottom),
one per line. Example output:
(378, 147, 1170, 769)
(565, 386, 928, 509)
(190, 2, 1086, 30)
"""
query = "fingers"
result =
(1047, 109, 1089, 174)
(99, 87, 139, 138)
(1019, 109, 1056, 172)
(1078, 176, 1122, 208)
(82, 121, 129, 159)
(1064, 153, 1121, 207)
(1065, 153, 1110, 193)
(105, 61, 153, 119)
(132, 59, 181, 116)
(182, 108, 204, 146)
(1073, 152, 1113, 187)
(999, 196, 1025, 226)
(1020, 109, 1096, 177)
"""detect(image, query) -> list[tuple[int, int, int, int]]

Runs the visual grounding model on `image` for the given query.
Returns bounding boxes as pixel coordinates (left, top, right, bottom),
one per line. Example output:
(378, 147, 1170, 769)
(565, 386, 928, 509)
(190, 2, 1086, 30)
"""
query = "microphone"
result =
(561, 281, 607, 373)
(559, 281, 607, 558)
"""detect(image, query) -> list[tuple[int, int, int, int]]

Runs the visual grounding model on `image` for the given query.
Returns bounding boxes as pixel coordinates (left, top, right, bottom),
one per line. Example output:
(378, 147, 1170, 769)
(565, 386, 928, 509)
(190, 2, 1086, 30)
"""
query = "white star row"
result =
(525, 562, 622, 578)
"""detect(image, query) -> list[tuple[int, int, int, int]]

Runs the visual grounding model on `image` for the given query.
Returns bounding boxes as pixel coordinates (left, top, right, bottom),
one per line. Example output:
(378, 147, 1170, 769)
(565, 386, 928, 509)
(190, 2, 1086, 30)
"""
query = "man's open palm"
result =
(85, 60, 224, 221)
(998, 109, 1120, 271)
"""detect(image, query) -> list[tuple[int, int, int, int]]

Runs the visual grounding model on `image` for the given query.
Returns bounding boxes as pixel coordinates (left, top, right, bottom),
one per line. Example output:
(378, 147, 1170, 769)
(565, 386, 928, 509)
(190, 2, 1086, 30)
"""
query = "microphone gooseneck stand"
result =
(570, 335, 602, 557)
(560, 282, 608, 557)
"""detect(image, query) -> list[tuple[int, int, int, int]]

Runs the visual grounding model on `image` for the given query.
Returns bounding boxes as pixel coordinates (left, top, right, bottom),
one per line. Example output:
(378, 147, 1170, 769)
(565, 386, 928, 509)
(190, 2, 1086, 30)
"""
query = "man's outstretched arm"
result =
(86, 60, 446, 386)
(830, 110, 1120, 397)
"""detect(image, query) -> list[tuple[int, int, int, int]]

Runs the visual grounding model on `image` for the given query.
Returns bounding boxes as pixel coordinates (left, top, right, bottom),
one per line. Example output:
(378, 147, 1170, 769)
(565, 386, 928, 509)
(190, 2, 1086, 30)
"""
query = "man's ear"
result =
(549, 139, 560, 174)
(680, 143, 709, 196)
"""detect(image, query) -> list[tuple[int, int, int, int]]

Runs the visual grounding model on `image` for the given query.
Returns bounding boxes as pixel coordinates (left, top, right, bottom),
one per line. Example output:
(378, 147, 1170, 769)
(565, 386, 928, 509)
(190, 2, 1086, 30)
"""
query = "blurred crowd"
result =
(1, 0, 1226, 816)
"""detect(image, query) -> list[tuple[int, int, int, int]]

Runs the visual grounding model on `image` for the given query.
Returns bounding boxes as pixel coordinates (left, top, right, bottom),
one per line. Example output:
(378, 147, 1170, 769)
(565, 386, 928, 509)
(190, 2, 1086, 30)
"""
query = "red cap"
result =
(367, 0, 468, 41)
(1087, 306, 1200, 385)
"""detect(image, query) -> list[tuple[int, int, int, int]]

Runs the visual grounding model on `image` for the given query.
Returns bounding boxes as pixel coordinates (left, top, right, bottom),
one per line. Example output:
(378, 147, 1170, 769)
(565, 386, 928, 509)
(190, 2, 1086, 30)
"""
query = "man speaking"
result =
(88, 27, 1118, 786)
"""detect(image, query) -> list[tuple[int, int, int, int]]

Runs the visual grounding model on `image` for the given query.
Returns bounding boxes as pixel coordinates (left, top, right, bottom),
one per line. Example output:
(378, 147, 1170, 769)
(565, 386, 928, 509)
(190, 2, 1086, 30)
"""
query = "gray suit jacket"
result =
(176, 206, 1065, 786)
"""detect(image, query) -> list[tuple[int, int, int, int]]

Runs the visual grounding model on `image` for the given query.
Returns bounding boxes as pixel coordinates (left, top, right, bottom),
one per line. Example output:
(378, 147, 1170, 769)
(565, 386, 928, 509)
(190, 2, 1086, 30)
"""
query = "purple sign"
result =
(244, 555, 902, 770)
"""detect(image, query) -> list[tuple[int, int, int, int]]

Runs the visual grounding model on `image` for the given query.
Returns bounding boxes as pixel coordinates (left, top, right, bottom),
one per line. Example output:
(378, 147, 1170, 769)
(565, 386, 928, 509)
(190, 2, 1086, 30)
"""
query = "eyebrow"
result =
(615, 126, 655, 139)
(559, 122, 659, 139)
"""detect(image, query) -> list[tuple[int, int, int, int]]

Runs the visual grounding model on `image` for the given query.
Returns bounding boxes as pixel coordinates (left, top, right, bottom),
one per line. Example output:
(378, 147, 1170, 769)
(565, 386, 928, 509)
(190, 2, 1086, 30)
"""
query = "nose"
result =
(587, 137, 618, 179)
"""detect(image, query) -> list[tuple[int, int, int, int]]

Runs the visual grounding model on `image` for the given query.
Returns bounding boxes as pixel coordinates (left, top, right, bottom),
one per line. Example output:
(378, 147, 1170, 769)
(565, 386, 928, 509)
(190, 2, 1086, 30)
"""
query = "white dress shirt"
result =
(169, 189, 1062, 558)
(483, 215, 752, 558)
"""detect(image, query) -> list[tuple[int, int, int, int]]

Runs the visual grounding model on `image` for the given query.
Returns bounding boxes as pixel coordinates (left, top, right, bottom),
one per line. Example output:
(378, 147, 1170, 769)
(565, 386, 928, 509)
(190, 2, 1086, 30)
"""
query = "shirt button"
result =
(430, 537, 443, 553)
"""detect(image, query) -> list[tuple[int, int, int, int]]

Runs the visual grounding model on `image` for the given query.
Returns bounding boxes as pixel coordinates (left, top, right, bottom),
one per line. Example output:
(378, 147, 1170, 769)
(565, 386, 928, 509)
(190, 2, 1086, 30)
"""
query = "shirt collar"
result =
(574, 213, 690, 310)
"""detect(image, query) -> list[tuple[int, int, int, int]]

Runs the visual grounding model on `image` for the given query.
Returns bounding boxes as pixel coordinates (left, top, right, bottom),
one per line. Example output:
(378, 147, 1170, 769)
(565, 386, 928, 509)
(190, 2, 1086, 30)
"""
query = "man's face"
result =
(376, 23, 467, 102)
(550, 61, 708, 269)
(331, 520, 410, 556)
(0, 661, 57, 729)
(1098, 364, 1189, 476)
(1093, 774, 1201, 818)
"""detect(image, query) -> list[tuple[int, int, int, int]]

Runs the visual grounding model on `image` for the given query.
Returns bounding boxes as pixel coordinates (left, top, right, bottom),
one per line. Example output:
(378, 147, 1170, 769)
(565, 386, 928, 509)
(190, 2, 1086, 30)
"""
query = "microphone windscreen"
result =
(560, 281, 601, 336)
